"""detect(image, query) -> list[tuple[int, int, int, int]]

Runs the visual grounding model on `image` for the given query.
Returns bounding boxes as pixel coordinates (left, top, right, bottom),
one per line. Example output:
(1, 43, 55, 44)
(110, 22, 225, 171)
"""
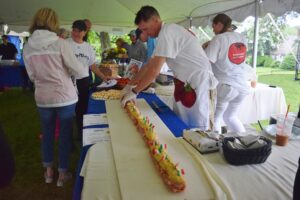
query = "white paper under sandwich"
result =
(124, 101, 186, 192)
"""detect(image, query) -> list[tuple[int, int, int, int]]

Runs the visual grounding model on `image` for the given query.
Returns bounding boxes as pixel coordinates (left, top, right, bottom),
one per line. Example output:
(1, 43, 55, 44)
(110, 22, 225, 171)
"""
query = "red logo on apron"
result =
(174, 78, 196, 108)
(228, 43, 246, 64)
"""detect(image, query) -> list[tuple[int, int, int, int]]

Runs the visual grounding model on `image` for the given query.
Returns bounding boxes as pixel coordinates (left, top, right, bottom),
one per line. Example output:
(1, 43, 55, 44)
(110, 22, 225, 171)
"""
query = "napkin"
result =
(227, 135, 267, 150)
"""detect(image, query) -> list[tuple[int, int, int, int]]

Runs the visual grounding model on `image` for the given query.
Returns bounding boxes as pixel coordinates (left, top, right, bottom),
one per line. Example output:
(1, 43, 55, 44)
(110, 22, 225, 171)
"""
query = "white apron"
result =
(172, 70, 217, 130)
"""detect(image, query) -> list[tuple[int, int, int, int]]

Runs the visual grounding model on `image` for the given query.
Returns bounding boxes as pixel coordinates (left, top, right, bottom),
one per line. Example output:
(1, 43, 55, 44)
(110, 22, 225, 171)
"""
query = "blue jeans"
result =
(38, 104, 75, 172)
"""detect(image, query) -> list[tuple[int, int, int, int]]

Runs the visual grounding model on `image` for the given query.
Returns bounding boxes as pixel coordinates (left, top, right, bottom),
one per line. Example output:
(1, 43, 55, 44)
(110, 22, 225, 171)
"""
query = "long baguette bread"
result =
(124, 101, 186, 192)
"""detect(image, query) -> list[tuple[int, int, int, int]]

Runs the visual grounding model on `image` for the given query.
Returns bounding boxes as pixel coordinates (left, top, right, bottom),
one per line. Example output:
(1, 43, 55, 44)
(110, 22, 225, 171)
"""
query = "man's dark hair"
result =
(1, 35, 8, 39)
(212, 13, 232, 34)
(134, 6, 160, 25)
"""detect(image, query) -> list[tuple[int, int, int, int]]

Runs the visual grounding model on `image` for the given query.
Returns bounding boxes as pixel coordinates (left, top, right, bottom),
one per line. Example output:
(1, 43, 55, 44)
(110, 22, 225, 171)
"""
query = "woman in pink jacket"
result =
(23, 8, 85, 187)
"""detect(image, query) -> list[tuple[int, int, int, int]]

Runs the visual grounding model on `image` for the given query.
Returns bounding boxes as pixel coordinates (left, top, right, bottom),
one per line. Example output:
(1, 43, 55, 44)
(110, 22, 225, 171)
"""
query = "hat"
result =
(72, 20, 87, 31)
(128, 30, 136, 37)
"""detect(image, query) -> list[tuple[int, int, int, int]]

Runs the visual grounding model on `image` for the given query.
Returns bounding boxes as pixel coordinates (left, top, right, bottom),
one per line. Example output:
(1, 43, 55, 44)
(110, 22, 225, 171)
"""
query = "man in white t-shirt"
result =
(67, 20, 108, 141)
(205, 13, 251, 134)
(121, 6, 218, 130)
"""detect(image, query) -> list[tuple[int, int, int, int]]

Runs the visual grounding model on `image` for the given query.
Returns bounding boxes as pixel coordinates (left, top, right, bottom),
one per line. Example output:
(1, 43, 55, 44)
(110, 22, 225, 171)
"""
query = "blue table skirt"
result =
(0, 65, 23, 87)
(73, 93, 189, 200)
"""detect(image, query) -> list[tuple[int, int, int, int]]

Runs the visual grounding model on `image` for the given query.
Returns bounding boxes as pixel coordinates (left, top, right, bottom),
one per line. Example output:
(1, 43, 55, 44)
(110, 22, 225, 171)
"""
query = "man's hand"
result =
(121, 85, 137, 107)
(106, 76, 114, 80)
(121, 84, 136, 98)
(102, 76, 108, 82)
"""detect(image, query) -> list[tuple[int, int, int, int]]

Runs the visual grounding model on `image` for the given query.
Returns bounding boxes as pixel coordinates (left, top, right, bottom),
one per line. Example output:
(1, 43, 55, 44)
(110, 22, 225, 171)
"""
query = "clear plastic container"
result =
(276, 115, 294, 146)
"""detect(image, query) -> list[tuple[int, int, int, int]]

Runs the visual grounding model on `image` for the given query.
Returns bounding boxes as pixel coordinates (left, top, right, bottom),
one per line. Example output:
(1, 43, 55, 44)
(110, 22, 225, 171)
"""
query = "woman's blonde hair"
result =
(29, 8, 59, 34)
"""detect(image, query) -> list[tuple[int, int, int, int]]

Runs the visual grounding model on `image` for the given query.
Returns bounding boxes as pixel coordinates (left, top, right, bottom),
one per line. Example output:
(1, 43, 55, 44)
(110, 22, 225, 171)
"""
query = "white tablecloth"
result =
(156, 83, 287, 124)
(80, 140, 121, 200)
(80, 100, 298, 200)
(81, 136, 299, 200)
(179, 136, 300, 200)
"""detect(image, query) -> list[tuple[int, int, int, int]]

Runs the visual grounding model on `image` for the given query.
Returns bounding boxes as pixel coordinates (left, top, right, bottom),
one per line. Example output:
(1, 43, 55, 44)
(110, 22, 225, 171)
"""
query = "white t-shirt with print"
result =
(67, 38, 96, 79)
(205, 32, 250, 93)
(153, 23, 216, 90)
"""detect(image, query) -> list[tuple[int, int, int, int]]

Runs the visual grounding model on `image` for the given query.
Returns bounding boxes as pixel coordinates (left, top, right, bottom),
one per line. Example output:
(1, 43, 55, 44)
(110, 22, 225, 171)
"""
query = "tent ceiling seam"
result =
(177, 1, 256, 25)
(188, 0, 255, 17)
(114, 0, 137, 17)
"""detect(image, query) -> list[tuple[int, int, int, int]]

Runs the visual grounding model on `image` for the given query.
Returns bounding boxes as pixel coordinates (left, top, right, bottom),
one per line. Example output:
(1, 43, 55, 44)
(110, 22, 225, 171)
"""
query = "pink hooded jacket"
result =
(23, 30, 85, 107)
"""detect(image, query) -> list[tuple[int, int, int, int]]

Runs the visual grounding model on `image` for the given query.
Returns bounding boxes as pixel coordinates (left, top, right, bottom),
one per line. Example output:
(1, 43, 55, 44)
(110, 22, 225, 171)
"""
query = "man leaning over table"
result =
(121, 5, 218, 130)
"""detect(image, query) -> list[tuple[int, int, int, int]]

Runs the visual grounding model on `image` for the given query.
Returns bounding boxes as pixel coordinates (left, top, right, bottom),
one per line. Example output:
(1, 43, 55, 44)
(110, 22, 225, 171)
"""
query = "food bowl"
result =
(116, 78, 130, 89)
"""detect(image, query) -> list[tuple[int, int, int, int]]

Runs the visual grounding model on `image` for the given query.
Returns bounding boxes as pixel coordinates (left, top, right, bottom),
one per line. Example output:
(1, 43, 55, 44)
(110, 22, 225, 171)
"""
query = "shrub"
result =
(246, 56, 252, 66)
(280, 53, 296, 70)
(238, 56, 281, 68)
(256, 55, 274, 68)
(257, 56, 266, 66)
(271, 61, 281, 68)
(263, 56, 274, 68)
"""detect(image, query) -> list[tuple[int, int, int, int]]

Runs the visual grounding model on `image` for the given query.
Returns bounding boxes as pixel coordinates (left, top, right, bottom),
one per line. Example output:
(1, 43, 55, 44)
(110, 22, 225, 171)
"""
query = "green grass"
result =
(0, 89, 80, 200)
(257, 67, 300, 112)
(251, 67, 299, 130)
(256, 67, 295, 76)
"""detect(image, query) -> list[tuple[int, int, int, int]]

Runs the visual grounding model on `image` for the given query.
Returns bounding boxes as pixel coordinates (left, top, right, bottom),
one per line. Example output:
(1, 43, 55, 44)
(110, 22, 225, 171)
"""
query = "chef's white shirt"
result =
(153, 23, 217, 90)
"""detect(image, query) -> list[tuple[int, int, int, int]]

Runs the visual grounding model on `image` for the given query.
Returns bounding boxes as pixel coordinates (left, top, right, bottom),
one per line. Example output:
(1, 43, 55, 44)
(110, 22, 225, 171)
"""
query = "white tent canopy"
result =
(1, 0, 300, 33)
(7, 30, 29, 37)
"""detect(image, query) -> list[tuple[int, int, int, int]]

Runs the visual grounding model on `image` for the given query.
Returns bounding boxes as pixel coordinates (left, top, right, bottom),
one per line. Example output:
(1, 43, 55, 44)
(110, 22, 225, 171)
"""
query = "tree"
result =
(242, 14, 286, 56)
(87, 30, 101, 61)
(86, 31, 131, 61)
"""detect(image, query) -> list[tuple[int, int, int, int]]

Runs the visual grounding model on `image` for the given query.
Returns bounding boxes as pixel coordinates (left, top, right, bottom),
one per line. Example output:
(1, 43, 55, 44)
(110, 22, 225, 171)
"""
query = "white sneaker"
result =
(44, 172, 54, 184)
(56, 172, 72, 187)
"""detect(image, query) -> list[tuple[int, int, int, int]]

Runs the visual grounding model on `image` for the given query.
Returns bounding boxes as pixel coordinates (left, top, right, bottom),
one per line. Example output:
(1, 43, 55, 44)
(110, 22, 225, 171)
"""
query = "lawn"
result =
(251, 67, 300, 130)
(256, 66, 296, 76)
(0, 89, 80, 200)
(257, 67, 300, 112)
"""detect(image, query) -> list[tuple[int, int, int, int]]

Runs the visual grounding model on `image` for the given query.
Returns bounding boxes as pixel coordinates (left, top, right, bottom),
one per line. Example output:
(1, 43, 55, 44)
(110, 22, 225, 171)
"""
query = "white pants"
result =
(214, 84, 248, 133)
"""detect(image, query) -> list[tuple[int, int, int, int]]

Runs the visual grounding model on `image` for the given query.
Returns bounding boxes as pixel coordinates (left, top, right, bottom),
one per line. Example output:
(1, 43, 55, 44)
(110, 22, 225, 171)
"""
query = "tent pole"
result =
(252, 0, 260, 72)
(267, 13, 300, 66)
(189, 17, 193, 28)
